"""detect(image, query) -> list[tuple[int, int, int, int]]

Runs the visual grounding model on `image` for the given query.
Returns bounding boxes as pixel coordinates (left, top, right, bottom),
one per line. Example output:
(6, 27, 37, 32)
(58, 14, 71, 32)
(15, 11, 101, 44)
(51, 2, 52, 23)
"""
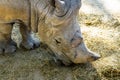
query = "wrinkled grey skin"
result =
(0, 0, 100, 65)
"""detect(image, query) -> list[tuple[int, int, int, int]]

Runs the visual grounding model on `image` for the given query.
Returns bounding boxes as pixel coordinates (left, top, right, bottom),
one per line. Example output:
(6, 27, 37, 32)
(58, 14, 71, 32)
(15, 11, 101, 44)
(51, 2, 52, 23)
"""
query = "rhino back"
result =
(0, 0, 30, 23)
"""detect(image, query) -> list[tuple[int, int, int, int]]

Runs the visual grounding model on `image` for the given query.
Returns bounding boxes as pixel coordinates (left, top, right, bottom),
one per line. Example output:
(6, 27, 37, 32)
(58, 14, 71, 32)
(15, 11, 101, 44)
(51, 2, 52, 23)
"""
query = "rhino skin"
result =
(0, 0, 100, 65)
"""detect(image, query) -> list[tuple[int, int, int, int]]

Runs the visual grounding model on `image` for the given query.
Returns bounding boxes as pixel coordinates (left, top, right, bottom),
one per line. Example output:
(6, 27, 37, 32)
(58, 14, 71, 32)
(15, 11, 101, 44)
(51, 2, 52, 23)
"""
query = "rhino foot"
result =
(0, 40, 17, 54)
(20, 33, 40, 50)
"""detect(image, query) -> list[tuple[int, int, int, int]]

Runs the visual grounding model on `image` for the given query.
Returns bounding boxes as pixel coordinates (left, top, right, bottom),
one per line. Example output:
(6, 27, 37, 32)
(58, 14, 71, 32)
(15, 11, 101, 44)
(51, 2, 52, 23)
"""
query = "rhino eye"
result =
(55, 38, 62, 46)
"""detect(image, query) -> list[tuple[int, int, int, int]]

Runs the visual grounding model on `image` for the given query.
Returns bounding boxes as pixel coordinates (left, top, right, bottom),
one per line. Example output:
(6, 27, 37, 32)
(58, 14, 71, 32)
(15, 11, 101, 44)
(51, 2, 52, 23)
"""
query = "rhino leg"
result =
(0, 23, 17, 54)
(17, 20, 40, 50)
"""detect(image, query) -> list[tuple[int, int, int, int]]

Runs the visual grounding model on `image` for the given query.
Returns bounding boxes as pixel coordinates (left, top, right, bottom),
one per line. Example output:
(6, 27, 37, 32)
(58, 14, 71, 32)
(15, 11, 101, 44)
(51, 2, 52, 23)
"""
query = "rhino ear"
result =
(51, 0, 65, 9)
(50, 0, 55, 7)
(52, 0, 68, 16)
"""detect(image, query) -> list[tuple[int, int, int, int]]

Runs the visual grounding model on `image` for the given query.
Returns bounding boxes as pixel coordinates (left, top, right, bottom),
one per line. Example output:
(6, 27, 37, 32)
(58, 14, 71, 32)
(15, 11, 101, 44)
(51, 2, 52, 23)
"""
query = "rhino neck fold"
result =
(30, 0, 52, 32)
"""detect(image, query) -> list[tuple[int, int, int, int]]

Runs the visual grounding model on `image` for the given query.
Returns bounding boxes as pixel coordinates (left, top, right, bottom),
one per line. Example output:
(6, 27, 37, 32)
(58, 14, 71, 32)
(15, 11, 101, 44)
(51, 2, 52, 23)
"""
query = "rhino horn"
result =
(71, 37, 83, 48)
(54, 0, 68, 17)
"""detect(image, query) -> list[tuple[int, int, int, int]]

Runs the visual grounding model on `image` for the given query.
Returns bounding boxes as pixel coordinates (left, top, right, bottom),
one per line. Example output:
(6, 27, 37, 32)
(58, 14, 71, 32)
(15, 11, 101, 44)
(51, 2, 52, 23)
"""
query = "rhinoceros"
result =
(0, 0, 100, 65)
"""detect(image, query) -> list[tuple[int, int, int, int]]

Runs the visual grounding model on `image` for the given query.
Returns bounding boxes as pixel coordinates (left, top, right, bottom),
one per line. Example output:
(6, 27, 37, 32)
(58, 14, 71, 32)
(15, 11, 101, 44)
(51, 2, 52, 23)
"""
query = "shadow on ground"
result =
(0, 44, 101, 80)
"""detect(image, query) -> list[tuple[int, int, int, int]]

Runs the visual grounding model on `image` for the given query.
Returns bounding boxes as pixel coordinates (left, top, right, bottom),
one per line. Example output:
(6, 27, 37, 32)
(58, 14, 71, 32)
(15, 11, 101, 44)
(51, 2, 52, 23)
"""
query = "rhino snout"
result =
(71, 46, 101, 64)
(88, 51, 101, 61)
(72, 52, 101, 64)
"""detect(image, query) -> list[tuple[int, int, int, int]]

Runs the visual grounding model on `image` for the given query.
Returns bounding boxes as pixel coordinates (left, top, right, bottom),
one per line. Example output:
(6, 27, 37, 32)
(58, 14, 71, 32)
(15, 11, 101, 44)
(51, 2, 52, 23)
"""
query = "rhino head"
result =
(38, 0, 100, 65)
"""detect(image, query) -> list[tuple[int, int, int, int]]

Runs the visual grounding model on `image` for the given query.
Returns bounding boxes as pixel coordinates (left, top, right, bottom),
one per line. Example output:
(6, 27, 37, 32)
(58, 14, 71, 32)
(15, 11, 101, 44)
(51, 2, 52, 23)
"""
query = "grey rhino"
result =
(0, 0, 100, 65)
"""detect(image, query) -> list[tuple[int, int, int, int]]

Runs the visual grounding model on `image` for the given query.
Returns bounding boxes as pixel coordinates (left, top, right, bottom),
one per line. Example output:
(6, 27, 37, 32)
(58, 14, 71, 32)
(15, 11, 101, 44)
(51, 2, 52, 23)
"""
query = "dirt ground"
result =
(0, 0, 120, 80)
